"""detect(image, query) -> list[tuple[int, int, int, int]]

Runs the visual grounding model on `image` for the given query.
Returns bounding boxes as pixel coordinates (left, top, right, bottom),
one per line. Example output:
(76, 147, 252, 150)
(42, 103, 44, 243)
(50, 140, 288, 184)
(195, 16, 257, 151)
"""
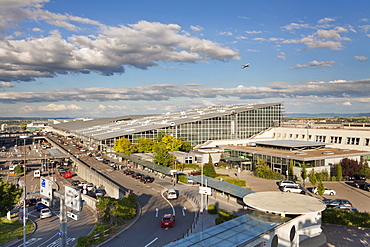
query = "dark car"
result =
(35, 202, 48, 211)
(353, 180, 367, 189)
(364, 183, 370, 192)
(132, 173, 143, 179)
(325, 199, 353, 209)
(354, 174, 366, 181)
(140, 176, 154, 183)
(123, 170, 134, 175)
(71, 180, 80, 186)
(26, 198, 37, 206)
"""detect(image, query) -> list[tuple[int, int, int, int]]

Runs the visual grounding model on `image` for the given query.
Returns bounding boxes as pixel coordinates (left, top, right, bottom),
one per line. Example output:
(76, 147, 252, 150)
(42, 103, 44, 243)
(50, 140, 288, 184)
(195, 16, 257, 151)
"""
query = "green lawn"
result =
(0, 216, 34, 245)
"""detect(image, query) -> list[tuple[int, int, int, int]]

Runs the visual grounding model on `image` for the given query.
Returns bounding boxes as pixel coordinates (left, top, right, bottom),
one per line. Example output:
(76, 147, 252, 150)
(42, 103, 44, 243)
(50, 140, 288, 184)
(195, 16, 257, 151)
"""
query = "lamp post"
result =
(19, 135, 28, 247)
(18, 179, 26, 247)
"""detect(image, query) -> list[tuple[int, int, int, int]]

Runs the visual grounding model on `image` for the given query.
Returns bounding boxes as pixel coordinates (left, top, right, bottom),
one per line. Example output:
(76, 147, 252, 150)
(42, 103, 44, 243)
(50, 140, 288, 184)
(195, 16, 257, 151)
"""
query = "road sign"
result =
(65, 185, 82, 212)
(40, 178, 53, 199)
(199, 186, 212, 195)
(67, 211, 78, 221)
(58, 231, 62, 239)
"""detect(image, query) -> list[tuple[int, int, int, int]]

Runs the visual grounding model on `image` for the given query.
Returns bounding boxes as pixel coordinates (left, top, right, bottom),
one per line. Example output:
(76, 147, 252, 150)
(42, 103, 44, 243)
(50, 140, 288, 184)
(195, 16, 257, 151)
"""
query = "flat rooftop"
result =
(243, 191, 326, 215)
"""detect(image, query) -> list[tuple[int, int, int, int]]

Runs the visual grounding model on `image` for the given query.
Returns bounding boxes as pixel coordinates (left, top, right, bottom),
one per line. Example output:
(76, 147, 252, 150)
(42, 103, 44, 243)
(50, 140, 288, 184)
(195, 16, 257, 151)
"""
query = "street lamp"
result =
(19, 135, 28, 247)
(18, 179, 26, 247)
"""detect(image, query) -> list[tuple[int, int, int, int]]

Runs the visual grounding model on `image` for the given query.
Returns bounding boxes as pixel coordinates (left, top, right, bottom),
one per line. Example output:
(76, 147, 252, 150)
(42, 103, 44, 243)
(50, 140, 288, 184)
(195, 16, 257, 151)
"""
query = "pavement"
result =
(187, 167, 370, 247)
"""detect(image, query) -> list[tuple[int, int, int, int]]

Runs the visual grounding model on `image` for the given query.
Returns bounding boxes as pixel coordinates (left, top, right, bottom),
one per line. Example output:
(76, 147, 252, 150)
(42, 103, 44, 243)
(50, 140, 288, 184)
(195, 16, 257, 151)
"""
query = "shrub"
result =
(215, 175, 247, 187)
(323, 209, 370, 228)
(215, 217, 224, 225)
(207, 204, 217, 214)
(218, 210, 236, 220)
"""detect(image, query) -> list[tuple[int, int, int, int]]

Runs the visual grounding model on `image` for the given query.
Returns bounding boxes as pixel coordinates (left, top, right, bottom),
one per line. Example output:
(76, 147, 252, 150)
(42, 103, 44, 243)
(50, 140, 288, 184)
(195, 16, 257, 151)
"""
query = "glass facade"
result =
(100, 103, 282, 148)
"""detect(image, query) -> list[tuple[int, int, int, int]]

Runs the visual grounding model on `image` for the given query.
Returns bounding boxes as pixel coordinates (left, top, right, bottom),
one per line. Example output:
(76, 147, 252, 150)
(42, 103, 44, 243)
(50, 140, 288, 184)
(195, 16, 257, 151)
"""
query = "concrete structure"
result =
(219, 139, 370, 177)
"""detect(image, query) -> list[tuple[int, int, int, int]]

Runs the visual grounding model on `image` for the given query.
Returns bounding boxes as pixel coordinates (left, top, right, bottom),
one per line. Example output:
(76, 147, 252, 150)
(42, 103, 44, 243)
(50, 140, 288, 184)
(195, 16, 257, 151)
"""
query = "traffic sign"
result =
(65, 185, 82, 212)
(40, 178, 53, 199)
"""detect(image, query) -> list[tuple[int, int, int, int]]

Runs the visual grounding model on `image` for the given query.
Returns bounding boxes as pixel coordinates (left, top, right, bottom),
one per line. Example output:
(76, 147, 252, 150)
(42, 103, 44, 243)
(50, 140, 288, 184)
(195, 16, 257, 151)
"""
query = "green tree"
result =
(0, 178, 23, 217)
(309, 169, 317, 186)
(335, 163, 343, 181)
(301, 163, 307, 187)
(113, 137, 136, 155)
(203, 154, 216, 178)
(134, 137, 155, 153)
(153, 142, 174, 166)
(14, 164, 24, 177)
(178, 137, 192, 152)
(317, 180, 325, 196)
(288, 160, 294, 180)
(255, 158, 285, 180)
(161, 134, 182, 151)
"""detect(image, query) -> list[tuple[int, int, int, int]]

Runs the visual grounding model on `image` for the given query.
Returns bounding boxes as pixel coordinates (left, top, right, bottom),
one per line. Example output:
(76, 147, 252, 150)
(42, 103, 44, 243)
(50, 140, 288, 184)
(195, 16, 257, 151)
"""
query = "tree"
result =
(340, 158, 362, 176)
(288, 160, 294, 180)
(309, 169, 317, 186)
(203, 154, 216, 178)
(153, 142, 174, 166)
(0, 178, 23, 217)
(334, 163, 343, 181)
(113, 137, 136, 155)
(134, 137, 155, 153)
(14, 164, 24, 177)
(301, 163, 307, 187)
(317, 180, 325, 196)
(178, 137, 192, 152)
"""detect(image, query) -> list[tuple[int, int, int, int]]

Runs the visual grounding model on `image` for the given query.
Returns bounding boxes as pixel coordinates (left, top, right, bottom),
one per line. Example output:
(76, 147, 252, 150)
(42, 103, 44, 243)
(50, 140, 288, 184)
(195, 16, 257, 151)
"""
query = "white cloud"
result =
(341, 101, 352, 106)
(294, 60, 335, 69)
(0, 81, 14, 87)
(190, 25, 203, 32)
(328, 79, 347, 83)
(245, 31, 262, 34)
(281, 22, 311, 31)
(219, 31, 233, 36)
(354, 56, 368, 61)
(317, 17, 335, 24)
(0, 20, 240, 82)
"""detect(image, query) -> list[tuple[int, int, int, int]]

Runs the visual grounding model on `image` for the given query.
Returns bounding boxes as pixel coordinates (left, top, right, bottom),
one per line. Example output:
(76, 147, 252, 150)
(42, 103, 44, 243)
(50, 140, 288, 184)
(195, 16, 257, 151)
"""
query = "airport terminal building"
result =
(49, 103, 282, 151)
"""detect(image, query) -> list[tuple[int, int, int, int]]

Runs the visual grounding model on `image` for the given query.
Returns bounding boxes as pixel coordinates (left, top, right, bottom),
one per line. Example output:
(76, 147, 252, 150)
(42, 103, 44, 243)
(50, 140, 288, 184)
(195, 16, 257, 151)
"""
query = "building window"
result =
(315, 135, 326, 142)
(347, 137, 360, 145)
(271, 235, 278, 247)
(295, 134, 299, 139)
(301, 134, 305, 139)
(290, 225, 296, 242)
(330, 136, 342, 144)
(365, 138, 370, 146)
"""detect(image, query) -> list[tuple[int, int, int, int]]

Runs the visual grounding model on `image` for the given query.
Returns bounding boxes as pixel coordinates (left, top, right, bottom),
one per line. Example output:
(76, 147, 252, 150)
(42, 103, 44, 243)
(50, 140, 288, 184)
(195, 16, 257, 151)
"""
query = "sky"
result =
(0, 0, 369, 118)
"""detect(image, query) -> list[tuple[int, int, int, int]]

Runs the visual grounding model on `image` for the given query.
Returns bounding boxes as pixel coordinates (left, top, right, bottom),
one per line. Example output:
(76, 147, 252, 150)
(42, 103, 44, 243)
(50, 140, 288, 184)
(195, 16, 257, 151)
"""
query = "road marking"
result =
(182, 207, 186, 216)
(37, 233, 57, 247)
(155, 208, 158, 217)
(18, 237, 42, 246)
(161, 189, 175, 216)
(144, 237, 158, 247)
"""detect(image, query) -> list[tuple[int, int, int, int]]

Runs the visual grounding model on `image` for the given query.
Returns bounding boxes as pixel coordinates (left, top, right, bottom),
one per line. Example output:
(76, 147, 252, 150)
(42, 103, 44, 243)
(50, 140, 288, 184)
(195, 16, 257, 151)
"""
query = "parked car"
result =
(62, 171, 73, 178)
(354, 174, 366, 181)
(94, 189, 106, 197)
(71, 180, 80, 186)
(277, 180, 300, 188)
(123, 170, 134, 175)
(312, 187, 336, 196)
(140, 176, 154, 183)
(40, 208, 52, 219)
(280, 185, 306, 194)
(96, 156, 103, 161)
(86, 183, 95, 191)
(364, 183, 370, 192)
(333, 206, 358, 212)
(353, 180, 367, 189)
(325, 199, 353, 209)
(132, 173, 143, 179)
(161, 214, 175, 228)
(167, 189, 178, 199)
(35, 202, 48, 211)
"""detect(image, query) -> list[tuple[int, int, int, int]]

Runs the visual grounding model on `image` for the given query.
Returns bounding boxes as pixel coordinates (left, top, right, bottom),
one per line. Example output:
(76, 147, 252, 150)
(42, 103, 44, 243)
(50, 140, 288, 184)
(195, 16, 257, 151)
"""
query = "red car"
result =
(62, 172, 73, 178)
(161, 214, 175, 228)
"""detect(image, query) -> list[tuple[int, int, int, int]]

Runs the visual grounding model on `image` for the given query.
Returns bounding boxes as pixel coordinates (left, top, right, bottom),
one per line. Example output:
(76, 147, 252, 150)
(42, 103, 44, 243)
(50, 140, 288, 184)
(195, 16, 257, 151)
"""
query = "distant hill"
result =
(284, 113, 370, 118)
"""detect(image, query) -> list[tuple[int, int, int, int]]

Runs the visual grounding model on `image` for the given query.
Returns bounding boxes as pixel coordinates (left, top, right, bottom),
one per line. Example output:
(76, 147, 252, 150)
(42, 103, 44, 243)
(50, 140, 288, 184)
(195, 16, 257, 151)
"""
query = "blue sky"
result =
(0, 0, 369, 118)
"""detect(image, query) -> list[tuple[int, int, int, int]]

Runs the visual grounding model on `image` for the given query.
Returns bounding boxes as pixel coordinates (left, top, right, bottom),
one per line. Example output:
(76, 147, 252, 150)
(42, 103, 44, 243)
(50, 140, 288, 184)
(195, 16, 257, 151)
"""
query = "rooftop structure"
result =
(50, 103, 282, 151)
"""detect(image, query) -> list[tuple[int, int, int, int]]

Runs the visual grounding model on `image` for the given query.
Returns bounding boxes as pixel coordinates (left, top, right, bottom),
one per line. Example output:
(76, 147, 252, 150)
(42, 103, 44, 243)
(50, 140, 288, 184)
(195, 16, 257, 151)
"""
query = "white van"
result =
(167, 189, 178, 200)
(34, 169, 41, 178)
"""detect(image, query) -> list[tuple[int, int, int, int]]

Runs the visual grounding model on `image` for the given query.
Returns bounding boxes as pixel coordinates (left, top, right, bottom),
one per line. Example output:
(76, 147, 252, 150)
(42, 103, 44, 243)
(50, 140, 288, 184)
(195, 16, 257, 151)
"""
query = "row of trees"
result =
(113, 133, 192, 167)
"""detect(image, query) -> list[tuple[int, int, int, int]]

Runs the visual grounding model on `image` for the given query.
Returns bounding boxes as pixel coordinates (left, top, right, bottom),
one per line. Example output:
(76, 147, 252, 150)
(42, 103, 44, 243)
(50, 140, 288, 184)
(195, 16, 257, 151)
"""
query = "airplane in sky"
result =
(241, 63, 250, 69)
